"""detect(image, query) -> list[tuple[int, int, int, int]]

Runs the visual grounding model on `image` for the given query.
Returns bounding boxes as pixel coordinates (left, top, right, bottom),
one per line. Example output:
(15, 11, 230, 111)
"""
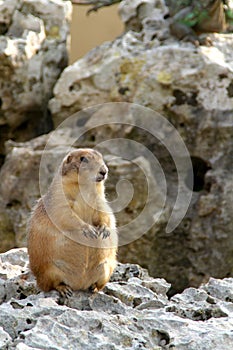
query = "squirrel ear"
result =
(66, 154, 73, 163)
(62, 154, 73, 175)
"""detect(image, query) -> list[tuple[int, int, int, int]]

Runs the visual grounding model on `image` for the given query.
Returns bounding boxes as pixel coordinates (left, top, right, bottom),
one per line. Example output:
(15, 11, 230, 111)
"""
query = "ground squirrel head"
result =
(62, 148, 108, 184)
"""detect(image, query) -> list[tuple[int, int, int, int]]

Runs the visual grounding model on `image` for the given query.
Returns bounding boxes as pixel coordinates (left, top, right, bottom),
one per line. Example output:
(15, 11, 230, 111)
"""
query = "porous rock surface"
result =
(0, 126, 165, 252)
(1, 248, 233, 350)
(49, 0, 233, 292)
(0, 0, 233, 294)
(0, 0, 71, 157)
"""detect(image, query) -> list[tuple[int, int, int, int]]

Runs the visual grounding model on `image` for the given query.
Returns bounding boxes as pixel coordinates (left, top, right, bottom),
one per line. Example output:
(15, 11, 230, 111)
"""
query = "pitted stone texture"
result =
(0, 0, 233, 293)
(0, 129, 164, 250)
(0, 0, 72, 155)
(48, 0, 233, 292)
(1, 249, 233, 350)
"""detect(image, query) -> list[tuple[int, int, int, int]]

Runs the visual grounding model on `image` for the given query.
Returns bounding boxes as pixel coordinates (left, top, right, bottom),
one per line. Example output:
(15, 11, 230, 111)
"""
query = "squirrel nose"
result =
(96, 165, 108, 182)
(99, 167, 107, 176)
(100, 170, 106, 176)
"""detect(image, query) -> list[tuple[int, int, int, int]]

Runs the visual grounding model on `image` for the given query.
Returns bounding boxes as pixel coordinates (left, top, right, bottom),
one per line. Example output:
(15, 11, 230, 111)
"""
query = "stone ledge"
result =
(0, 248, 233, 349)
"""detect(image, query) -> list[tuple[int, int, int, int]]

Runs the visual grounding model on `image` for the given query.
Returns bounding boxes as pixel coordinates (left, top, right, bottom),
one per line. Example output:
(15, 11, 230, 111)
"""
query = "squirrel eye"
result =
(80, 156, 89, 163)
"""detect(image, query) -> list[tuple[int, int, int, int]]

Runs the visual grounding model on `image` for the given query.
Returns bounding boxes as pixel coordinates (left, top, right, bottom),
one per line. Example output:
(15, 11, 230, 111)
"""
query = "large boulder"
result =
(0, 121, 164, 252)
(0, 0, 72, 160)
(0, 131, 73, 249)
(48, 0, 233, 293)
(1, 248, 233, 349)
(0, 0, 232, 294)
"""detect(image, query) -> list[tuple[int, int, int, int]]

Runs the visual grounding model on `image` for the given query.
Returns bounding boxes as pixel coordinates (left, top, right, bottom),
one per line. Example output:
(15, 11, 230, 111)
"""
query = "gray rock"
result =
(0, 201, 15, 253)
(0, 147, 44, 248)
(167, 287, 228, 321)
(0, 326, 11, 350)
(0, 248, 37, 303)
(118, 0, 169, 40)
(1, 0, 233, 294)
(0, 127, 164, 251)
(0, 0, 71, 156)
(47, 0, 233, 293)
(201, 277, 233, 303)
(1, 248, 233, 350)
(0, 133, 74, 247)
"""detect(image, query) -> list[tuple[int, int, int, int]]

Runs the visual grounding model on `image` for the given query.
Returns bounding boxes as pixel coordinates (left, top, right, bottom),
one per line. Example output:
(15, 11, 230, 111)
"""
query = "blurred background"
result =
(70, 4, 123, 62)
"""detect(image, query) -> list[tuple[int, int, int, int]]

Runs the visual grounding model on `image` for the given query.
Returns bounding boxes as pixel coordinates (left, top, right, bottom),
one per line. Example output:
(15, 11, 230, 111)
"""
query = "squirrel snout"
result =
(99, 168, 107, 176)
(96, 165, 108, 182)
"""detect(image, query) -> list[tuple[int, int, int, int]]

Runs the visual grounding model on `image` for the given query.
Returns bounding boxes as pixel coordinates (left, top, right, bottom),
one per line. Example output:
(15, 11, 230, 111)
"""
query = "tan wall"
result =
(70, 4, 123, 63)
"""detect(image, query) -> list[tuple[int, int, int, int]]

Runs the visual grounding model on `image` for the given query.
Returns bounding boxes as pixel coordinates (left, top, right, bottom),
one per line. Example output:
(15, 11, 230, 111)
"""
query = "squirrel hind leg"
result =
(90, 260, 116, 292)
(89, 282, 105, 293)
(56, 282, 73, 298)
(36, 266, 73, 297)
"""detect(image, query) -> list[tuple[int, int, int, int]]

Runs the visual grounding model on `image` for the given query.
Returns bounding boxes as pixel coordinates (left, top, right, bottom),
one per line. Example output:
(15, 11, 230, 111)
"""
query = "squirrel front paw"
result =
(82, 225, 99, 239)
(97, 225, 111, 239)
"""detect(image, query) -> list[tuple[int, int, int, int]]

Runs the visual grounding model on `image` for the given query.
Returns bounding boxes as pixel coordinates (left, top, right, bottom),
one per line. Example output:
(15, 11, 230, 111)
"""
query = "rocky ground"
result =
(0, 3, 232, 348)
(0, 0, 232, 294)
(0, 0, 71, 158)
(1, 248, 233, 349)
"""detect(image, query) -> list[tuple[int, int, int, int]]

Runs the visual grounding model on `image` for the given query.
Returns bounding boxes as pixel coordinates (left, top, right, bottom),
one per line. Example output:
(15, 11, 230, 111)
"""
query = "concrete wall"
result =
(70, 4, 123, 63)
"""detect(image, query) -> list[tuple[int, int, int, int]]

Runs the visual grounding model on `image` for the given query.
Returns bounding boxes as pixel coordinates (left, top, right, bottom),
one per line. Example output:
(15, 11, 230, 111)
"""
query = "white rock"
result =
(0, 0, 72, 155)
(0, 326, 11, 349)
(1, 249, 233, 349)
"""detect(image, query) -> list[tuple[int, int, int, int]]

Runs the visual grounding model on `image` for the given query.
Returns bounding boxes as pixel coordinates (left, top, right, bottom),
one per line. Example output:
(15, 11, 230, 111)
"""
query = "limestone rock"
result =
(0, 126, 164, 250)
(47, 0, 233, 293)
(118, 0, 169, 39)
(0, 0, 72, 156)
(0, 0, 233, 294)
(0, 202, 15, 253)
(1, 248, 233, 349)
(0, 135, 71, 248)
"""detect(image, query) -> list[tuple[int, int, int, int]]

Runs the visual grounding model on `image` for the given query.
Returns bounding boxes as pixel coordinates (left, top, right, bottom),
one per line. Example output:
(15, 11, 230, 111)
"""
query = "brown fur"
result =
(27, 149, 118, 296)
